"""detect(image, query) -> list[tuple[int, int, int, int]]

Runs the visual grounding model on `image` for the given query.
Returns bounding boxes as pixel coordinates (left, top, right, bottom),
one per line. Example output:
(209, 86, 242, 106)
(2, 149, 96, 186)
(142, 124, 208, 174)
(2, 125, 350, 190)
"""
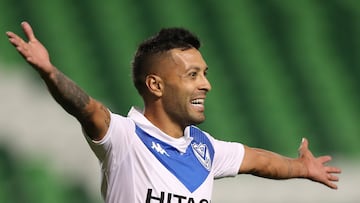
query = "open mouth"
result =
(191, 99, 205, 107)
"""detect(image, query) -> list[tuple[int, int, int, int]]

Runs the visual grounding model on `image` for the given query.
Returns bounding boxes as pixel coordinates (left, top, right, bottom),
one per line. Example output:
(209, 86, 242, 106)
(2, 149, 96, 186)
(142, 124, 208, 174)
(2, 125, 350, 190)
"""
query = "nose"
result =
(200, 75, 212, 92)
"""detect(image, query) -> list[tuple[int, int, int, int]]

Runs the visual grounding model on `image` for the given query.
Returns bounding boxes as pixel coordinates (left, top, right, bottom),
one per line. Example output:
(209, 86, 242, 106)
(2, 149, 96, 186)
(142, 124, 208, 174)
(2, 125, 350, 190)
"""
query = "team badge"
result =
(191, 142, 212, 171)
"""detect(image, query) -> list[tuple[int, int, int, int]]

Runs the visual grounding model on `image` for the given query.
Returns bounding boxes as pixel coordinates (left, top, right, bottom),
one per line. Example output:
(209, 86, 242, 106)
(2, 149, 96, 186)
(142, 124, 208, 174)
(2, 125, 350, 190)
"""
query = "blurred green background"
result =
(0, 0, 359, 202)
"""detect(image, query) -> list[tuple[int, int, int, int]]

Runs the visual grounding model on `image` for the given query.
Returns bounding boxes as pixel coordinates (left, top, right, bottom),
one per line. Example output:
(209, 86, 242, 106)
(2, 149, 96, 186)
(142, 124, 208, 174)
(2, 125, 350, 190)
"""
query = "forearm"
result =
(41, 67, 92, 121)
(252, 148, 308, 179)
(241, 141, 340, 189)
(242, 147, 308, 180)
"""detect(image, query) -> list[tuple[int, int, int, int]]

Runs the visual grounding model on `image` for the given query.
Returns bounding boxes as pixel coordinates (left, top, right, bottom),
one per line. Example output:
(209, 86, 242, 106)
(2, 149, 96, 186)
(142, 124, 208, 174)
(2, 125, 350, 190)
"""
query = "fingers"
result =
(6, 30, 33, 62)
(318, 156, 342, 173)
(6, 22, 37, 59)
(318, 172, 340, 189)
(327, 173, 339, 182)
(323, 165, 341, 189)
(6, 31, 26, 48)
(325, 181, 338, 190)
(326, 165, 342, 174)
(6, 21, 36, 46)
(21, 21, 37, 41)
(318, 155, 332, 164)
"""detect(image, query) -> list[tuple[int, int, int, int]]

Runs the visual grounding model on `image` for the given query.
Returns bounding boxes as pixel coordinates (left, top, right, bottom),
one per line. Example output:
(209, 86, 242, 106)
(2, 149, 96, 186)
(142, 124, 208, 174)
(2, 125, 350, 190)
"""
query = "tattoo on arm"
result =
(48, 70, 91, 119)
(43, 69, 110, 140)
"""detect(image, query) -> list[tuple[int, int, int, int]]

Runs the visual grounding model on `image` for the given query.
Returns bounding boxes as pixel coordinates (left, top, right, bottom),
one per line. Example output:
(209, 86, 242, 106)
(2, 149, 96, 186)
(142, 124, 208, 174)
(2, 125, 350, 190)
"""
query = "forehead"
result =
(168, 48, 207, 70)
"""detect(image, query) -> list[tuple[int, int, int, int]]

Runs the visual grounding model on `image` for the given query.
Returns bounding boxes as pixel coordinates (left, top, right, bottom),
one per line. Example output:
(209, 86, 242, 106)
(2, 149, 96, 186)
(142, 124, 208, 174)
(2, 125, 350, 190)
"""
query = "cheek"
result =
(163, 79, 194, 104)
(163, 85, 189, 107)
(165, 88, 183, 104)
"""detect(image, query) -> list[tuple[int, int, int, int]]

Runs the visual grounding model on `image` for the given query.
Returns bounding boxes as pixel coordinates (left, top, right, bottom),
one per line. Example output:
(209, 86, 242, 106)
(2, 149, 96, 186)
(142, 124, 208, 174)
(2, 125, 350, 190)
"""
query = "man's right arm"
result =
(43, 68, 110, 141)
(6, 21, 109, 141)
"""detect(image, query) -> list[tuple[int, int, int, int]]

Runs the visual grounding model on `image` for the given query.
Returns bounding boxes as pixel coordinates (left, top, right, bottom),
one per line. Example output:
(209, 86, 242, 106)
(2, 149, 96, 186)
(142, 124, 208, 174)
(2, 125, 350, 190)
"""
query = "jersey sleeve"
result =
(210, 136, 245, 178)
(83, 111, 135, 164)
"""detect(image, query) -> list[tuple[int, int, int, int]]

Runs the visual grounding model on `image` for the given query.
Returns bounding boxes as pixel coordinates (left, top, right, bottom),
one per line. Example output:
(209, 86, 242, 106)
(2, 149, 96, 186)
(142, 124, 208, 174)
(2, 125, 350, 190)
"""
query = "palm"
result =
(7, 22, 53, 74)
(298, 138, 341, 189)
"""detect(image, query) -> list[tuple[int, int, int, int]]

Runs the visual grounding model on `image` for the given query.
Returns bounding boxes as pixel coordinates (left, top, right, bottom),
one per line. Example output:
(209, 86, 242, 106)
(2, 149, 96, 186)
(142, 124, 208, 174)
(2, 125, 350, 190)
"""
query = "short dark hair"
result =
(132, 27, 201, 95)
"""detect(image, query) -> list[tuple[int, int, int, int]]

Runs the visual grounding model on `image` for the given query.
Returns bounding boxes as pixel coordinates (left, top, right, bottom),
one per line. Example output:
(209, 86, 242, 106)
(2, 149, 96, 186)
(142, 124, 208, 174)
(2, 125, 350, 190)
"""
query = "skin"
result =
(143, 48, 211, 138)
(6, 21, 341, 191)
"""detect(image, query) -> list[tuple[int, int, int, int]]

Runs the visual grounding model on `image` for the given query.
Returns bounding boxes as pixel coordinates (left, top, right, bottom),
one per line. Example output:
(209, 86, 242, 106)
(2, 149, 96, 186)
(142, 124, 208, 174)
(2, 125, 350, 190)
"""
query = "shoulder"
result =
(91, 111, 136, 145)
(109, 111, 136, 132)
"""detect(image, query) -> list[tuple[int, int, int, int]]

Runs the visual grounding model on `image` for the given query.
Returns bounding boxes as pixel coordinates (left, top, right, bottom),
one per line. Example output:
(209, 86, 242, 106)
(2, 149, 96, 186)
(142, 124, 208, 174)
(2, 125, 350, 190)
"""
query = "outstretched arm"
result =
(239, 138, 341, 189)
(6, 22, 109, 141)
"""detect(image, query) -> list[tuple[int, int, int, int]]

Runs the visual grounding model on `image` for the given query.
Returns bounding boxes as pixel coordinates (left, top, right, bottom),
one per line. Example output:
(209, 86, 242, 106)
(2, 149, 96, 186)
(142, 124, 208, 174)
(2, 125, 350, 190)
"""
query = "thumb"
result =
(21, 21, 36, 41)
(298, 137, 309, 155)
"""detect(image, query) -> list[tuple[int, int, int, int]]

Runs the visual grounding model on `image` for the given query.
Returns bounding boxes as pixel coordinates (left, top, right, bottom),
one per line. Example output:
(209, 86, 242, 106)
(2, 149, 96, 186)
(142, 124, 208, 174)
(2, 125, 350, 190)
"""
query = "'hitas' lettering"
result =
(146, 189, 210, 203)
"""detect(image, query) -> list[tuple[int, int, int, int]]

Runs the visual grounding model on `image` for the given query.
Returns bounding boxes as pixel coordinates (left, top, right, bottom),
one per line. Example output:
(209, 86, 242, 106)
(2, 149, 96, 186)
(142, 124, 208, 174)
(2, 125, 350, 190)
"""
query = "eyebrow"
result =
(186, 66, 208, 72)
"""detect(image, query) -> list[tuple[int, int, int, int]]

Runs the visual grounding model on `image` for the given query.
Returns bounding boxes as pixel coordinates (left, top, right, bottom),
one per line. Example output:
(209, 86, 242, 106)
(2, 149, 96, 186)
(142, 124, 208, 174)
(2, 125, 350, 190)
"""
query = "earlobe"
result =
(145, 75, 163, 97)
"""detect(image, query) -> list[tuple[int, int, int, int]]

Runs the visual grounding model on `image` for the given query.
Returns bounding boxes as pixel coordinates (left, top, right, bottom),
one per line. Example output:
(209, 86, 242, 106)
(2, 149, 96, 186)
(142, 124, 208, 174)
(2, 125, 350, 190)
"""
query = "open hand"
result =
(298, 138, 341, 189)
(6, 21, 54, 75)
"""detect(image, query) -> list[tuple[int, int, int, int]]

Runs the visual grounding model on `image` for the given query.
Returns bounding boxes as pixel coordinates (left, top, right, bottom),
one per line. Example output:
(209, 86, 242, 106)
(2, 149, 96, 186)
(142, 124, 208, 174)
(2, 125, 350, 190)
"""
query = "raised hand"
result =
(6, 21, 54, 75)
(298, 138, 341, 189)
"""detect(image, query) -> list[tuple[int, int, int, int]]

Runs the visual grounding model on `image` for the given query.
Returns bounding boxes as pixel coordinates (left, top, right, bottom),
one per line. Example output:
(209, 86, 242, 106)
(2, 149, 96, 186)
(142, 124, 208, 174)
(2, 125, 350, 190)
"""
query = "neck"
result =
(144, 106, 185, 139)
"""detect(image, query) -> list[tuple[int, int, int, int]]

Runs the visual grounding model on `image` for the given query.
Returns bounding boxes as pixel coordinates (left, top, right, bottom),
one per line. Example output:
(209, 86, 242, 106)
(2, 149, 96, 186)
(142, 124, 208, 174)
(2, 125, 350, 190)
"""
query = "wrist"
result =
(295, 158, 309, 179)
(39, 64, 57, 79)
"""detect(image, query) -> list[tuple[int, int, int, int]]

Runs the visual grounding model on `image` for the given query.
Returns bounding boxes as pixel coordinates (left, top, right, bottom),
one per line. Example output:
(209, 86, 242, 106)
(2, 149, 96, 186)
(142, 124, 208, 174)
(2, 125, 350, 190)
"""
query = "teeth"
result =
(191, 99, 204, 104)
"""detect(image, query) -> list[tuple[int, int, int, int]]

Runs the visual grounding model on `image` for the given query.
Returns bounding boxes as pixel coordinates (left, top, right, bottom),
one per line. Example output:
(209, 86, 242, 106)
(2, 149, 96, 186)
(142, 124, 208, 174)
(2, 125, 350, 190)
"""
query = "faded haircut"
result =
(131, 28, 201, 95)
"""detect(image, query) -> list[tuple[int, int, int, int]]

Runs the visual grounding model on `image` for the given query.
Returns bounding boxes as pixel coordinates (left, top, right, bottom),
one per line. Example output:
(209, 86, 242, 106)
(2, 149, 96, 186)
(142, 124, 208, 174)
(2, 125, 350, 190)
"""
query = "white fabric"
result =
(85, 107, 245, 203)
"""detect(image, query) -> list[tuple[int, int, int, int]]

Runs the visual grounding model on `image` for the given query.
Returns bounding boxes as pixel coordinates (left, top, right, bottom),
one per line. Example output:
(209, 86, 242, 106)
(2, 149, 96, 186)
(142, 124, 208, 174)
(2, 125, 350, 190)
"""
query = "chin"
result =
(189, 116, 206, 125)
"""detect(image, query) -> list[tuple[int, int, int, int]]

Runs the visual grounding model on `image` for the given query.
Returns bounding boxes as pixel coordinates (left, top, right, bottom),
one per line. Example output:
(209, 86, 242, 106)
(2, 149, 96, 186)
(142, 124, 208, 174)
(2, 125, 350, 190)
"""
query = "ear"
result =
(145, 74, 163, 97)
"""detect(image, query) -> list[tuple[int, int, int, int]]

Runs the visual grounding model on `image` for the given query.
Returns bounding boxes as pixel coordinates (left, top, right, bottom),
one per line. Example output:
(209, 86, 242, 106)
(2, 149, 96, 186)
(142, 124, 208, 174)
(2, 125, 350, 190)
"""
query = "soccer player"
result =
(6, 22, 341, 203)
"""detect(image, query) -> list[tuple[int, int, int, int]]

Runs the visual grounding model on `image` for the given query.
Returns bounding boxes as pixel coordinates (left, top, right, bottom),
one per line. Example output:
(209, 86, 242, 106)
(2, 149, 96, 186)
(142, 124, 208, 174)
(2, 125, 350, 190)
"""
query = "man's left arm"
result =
(239, 138, 341, 189)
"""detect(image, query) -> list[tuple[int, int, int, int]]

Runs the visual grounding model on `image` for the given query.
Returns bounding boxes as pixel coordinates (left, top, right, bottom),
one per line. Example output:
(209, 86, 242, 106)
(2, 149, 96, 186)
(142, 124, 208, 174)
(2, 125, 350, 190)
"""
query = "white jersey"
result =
(85, 107, 245, 203)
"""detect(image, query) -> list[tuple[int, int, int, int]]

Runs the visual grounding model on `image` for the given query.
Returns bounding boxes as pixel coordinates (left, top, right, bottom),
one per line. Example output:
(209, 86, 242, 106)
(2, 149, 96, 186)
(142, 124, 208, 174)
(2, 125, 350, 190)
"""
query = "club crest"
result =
(191, 142, 212, 171)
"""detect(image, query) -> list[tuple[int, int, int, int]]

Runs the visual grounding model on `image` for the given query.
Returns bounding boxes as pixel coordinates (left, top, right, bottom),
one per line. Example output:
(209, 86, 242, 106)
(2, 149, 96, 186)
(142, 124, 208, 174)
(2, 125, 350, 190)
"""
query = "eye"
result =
(189, 71, 198, 77)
